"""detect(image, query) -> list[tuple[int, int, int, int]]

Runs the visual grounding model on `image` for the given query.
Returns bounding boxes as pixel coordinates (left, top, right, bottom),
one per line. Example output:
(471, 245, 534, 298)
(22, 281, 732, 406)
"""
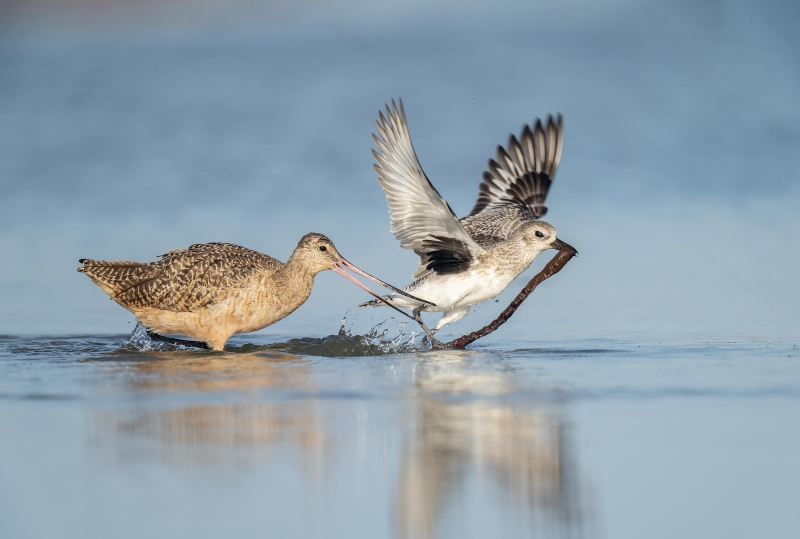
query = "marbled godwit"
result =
(79, 233, 431, 351)
(361, 100, 576, 344)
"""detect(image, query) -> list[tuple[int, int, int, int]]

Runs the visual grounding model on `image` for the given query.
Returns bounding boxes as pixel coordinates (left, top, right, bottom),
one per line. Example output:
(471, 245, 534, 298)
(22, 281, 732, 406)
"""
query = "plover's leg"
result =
(412, 307, 442, 347)
(146, 331, 210, 350)
(432, 306, 471, 332)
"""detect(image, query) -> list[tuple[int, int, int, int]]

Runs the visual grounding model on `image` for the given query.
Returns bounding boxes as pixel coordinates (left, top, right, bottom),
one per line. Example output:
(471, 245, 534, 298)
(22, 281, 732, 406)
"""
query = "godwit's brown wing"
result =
(79, 242, 275, 311)
(373, 100, 484, 279)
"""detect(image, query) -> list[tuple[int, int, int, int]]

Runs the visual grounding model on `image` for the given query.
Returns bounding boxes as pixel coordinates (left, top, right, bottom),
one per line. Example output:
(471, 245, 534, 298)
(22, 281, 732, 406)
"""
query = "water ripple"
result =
(116, 317, 431, 358)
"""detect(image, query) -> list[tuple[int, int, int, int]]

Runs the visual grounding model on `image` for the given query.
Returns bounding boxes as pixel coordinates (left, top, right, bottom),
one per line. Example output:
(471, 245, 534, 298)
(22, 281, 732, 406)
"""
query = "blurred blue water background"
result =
(1, 1, 799, 538)
(1, 0, 797, 340)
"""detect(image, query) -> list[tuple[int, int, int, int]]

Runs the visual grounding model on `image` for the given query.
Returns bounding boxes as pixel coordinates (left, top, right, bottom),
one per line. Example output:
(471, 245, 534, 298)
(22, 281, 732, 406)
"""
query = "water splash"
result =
(260, 314, 430, 357)
(117, 317, 431, 357)
(343, 311, 430, 353)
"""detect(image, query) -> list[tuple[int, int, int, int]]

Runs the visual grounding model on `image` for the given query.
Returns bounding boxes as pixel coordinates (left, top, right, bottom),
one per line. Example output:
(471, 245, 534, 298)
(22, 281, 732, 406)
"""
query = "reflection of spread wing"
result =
(469, 114, 563, 218)
(79, 243, 274, 311)
(373, 100, 484, 278)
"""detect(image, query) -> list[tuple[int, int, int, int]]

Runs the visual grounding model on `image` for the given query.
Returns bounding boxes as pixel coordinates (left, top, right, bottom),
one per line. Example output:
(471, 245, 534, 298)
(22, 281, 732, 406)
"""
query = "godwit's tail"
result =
(77, 259, 155, 299)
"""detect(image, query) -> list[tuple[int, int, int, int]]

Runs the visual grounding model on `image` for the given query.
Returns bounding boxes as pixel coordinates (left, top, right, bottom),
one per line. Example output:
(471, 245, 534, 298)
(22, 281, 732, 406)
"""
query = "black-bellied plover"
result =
(361, 100, 576, 345)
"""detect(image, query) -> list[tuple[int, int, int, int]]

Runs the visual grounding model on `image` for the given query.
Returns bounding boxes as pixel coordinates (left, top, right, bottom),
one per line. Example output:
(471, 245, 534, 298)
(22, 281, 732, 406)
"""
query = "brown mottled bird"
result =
(78, 233, 431, 350)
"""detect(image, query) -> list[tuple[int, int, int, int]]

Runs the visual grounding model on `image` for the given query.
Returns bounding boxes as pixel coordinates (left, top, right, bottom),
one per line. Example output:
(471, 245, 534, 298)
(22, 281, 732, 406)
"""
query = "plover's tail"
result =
(359, 295, 396, 308)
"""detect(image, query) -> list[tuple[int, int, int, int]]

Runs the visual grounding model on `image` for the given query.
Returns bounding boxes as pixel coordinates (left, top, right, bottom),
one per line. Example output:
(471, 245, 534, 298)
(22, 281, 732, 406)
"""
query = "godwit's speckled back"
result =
(79, 242, 279, 312)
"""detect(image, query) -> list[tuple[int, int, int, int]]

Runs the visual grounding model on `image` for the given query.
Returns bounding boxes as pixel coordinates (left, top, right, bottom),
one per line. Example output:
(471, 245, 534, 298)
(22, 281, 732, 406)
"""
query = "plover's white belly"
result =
(394, 268, 518, 313)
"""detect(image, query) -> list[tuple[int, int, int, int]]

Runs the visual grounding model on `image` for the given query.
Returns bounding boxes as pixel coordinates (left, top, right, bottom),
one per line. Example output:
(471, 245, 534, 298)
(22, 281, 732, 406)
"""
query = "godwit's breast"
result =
(205, 273, 313, 335)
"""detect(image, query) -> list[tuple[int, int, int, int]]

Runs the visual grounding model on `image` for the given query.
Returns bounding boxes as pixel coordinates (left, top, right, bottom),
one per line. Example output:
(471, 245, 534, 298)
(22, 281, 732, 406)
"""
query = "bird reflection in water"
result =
(93, 351, 328, 470)
(91, 346, 588, 536)
(397, 350, 586, 538)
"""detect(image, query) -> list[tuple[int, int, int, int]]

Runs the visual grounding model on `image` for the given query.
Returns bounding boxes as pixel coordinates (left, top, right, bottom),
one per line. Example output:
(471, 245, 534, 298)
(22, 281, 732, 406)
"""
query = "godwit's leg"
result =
(412, 307, 442, 348)
(146, 330, 211, 350)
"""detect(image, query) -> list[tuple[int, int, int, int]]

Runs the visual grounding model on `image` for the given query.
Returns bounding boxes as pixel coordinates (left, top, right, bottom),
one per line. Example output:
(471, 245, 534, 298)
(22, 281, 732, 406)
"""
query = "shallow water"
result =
(2, 0, 800, 537)
(2, 333, 799, 539)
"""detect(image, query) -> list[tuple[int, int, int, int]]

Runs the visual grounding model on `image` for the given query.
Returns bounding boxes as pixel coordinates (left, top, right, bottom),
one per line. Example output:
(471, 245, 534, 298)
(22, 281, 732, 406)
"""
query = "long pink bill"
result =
(331, 266, 415, 320)
(338, 259, 435, 306)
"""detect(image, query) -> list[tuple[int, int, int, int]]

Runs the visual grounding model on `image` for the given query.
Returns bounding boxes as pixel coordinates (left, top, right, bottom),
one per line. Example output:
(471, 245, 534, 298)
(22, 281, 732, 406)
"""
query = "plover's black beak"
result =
(551, 238, 578, 255)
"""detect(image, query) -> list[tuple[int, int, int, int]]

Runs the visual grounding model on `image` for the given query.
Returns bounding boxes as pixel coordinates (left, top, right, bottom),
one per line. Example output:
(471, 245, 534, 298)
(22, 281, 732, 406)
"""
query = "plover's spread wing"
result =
(469, 114, 563, 219)
(373, 100, 484, 279)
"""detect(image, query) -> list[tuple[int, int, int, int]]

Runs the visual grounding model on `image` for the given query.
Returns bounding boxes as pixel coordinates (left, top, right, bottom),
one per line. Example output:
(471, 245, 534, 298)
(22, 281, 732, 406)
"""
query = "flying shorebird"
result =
(361, 100, 576, 344)
(78, 233, 432, 351)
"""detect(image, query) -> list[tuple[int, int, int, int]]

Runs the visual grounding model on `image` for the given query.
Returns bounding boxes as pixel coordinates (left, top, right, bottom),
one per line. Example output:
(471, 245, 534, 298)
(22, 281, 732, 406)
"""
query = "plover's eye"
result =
(319, 246, 327, 252)
(535, 231, 545, 238)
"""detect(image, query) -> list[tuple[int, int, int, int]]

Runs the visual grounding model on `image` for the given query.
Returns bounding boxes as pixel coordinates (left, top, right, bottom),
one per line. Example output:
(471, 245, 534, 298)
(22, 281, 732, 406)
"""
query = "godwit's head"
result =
(295, 232, 435, 309)
(512, 221, 577, 260)
(294, 233, 344, 274)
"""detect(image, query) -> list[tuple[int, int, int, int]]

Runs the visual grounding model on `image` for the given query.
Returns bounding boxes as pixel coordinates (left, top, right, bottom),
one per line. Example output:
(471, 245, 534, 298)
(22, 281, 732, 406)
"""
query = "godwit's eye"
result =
(319, 245, 327, 252)
(535, 231, 545, 238)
